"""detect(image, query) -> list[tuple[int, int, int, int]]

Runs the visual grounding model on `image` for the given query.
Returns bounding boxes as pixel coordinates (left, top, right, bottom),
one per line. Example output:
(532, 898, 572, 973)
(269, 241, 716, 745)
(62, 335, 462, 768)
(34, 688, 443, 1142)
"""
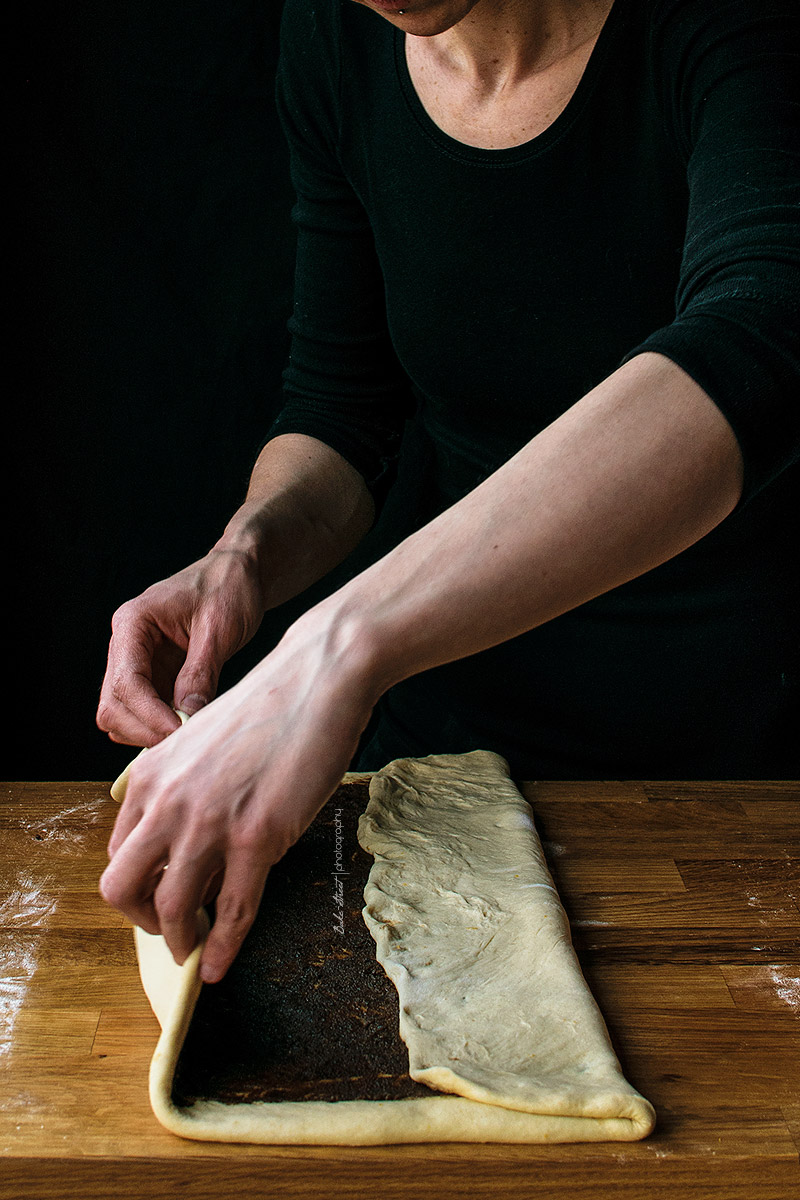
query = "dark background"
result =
(17, 4, 795, 784)
(15, 1, 411, 780)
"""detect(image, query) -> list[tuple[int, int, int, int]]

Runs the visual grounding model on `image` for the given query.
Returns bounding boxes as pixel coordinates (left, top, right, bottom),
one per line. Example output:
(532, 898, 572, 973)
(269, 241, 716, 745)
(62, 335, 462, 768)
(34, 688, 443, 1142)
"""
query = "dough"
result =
(358, 752, 654, 1128)
(121, 751, 655, 1144)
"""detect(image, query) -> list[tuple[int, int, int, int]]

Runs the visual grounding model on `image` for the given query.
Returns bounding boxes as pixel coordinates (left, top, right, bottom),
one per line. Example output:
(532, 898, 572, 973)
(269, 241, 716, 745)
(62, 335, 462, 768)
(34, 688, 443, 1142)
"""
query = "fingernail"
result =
(179, 694, 208, 715)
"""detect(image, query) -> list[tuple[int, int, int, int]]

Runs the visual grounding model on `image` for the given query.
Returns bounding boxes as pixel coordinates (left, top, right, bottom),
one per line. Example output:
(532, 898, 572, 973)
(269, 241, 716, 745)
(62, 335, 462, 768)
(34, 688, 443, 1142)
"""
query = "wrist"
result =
(213, 500, 287, 607)
(298, 575, 415, 712)
(284, 591, 391, 714)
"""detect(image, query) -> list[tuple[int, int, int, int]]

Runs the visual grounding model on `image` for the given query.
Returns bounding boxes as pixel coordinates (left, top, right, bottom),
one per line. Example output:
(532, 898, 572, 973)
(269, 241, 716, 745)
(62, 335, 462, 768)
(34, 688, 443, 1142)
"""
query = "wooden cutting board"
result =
(1, 778, 798, 1198)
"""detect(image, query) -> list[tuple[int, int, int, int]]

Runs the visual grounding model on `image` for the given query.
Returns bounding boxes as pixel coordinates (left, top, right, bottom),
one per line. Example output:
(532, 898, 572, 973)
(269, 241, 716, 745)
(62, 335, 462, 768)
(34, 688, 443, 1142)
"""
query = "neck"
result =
(409, 0, 614, 90)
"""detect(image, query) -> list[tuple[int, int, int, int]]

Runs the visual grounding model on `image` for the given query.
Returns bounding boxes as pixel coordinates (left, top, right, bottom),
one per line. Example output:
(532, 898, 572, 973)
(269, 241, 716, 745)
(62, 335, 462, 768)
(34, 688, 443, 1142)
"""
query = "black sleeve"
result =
(266, 0, 412, 507)
(623, 0, 800, 503)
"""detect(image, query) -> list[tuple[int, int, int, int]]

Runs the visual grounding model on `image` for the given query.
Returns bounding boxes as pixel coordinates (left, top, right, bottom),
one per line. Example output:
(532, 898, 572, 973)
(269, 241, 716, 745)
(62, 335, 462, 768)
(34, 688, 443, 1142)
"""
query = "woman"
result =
(97, 0, 799, 983)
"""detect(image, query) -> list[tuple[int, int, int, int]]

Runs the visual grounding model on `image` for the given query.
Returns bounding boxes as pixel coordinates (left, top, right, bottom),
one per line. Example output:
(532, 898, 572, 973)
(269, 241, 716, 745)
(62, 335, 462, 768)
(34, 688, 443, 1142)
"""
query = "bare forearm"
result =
(214, 433, 376, 611)
(307, 353, 744, 696)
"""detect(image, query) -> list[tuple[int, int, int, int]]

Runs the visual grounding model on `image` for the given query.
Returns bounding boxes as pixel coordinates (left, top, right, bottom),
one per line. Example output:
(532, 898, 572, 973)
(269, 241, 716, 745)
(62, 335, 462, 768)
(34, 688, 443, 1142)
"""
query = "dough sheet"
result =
(115, 747, 655, 1143)
(358, 752, 655, 1133)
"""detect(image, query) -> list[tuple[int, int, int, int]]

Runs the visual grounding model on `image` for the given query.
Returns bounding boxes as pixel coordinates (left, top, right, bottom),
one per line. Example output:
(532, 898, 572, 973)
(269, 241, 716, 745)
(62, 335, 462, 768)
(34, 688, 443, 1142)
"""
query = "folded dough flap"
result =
(358, 750, 656, 1138)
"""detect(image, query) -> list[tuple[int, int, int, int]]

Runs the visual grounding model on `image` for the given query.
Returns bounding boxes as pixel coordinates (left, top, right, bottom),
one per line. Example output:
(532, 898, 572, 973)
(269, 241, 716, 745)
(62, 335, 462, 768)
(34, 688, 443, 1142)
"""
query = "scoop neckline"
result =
(393, 0, 630, 165)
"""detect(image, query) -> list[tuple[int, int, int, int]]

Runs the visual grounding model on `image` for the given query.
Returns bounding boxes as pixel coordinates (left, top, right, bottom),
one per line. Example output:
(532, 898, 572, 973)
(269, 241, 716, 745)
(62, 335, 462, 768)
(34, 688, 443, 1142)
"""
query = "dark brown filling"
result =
(171, 779, 431, 1105)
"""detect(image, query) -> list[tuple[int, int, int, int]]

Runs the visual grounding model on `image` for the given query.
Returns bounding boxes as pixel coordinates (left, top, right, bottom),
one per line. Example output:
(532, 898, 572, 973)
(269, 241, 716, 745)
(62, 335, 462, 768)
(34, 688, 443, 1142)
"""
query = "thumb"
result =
(173, 626, 224, 715)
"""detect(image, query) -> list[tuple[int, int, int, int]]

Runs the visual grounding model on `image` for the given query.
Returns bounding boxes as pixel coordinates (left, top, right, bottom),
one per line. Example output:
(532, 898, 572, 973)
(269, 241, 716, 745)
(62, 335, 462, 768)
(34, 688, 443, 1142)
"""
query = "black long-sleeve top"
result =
(269, 0, 800, 778)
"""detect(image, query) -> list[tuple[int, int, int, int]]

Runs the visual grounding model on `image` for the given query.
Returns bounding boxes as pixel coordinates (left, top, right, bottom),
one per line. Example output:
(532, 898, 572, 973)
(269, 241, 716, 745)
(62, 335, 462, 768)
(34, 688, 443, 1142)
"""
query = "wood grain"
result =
(1, 780, 798, 1199)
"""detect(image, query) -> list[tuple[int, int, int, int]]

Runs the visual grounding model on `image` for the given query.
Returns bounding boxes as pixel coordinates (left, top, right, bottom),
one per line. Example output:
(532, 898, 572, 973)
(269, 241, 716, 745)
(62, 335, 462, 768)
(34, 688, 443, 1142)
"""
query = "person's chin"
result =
(351, 0, 478, 38)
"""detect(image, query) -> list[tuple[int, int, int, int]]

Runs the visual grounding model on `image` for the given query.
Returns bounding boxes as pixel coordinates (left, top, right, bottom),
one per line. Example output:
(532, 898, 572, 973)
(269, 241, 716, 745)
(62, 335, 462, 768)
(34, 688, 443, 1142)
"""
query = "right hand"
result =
(99, 604, 379, 982)
(96, 547, 267, 748)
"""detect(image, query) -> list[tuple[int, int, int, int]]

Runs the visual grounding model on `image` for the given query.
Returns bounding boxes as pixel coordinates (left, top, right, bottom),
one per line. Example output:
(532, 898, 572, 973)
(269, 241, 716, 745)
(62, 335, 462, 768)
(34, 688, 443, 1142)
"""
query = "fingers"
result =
(103, 742, 186, 924)
(102, 822, 268, 978)
(99, 679, 180, 746)
(97, 549, 265, 746)
(96, 596, 186, 746)
(97, 638, 182, 748)
(201, 866, 225, 907)
(198, 849, 271, 983)
(99, 831, 169, 938)
(101, 814, 222, 962)
(101, 731, 270, 975)
(109, 748, 146, 805)
(151, 853, 227, 966)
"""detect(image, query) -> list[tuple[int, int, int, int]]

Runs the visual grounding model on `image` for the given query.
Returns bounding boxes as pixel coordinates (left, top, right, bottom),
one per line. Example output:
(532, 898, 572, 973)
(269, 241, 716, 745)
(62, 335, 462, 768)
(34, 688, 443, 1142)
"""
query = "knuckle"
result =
(229, 808, 291, 860)
(97, 875, 114, 905)
(185, 806, 226, 847)
(237, 818, 291, 865)
(108, 669, 137, 707)
(110, 597, 140, 634)
(228, 827, 263, 858)
(214, 892, 257, 932)
(98, 871, 129, 911)
(95, 700, 115, 732)
(153, 889, 191, 926)
(189, 663, 217, 693)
